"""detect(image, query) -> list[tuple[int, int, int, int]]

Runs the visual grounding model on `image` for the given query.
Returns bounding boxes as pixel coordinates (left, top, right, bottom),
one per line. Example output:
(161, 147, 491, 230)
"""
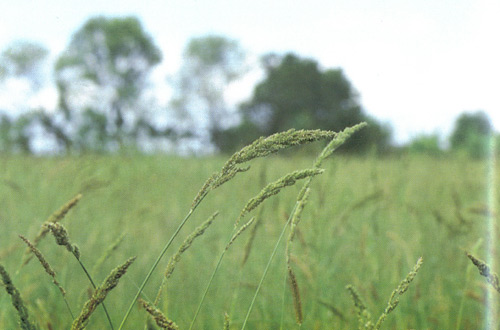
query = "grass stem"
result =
(240, 203, 297, 330)
(118, 205, 198, 330)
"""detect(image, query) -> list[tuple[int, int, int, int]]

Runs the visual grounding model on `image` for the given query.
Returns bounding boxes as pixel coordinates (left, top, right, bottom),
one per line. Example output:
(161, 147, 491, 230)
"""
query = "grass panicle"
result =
(192, 128, 337, 209)
(164, 211, 218, 280)
(284, 189, 310, 326)
(466, 252, 500, 293)
(223, 312, 230, 330)
(120, 129, 335, 329)
(44, 222, 115, 329)
(241, 210, 263, 267)
(72, 257, 136, 330)
(0, 264, 38, 330)
(154, 212, 218, 306)
(374, 257, 423, 329)
(227, 217, 256, 250)
(346, 285, 373, 330)
(46, 193, 83, 224)
(287, 265, 303, 325)
(21, 193, 82, 267)
(312, 123, 367, 168)
(287, 188, 310, 247)
(235, 168, 323, 227)
(19, 235, 65, 296)
(227, 129, 337, 166)
(139, 299, 178, 330)
(241, 125, 366, 330)
(191, 172, 218, 209)
(45, 223, 80, 259)
(19, 235, 75, 319)
(347, 257, 423, 330)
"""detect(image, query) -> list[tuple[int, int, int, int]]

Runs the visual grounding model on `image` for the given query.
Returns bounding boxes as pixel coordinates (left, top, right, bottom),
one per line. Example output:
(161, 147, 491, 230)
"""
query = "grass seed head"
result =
(139, 299, 179, 330)
(19, 235, 65, 296)
(467, 252, 500, 293)
(71, 257, 136, 330)
(21, 193, 82, 267)
(0, 264, 37, 330)
(45, 223, 80, 259)
(235, 168, 323, 227)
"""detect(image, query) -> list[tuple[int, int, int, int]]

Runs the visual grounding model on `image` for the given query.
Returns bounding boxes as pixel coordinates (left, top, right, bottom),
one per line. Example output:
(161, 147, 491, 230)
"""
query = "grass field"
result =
(0, 144, 498, 329)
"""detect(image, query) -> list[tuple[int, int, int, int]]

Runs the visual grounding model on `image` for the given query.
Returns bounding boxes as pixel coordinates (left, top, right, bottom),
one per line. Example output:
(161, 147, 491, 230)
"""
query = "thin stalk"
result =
(240, 204, 297, 330)
(189, 243, 230, 330)
(118, 207, 196, 330)
(76, 257, 114, 330)
(190, 217, 255, 329)
(279, 261, 288, 330)
(63, 297, 75, 320)
(456, 239, 483, 330)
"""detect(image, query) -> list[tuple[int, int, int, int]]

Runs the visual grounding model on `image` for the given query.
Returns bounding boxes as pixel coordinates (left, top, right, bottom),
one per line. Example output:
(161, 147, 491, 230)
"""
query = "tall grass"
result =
(0, 128, 498, 329)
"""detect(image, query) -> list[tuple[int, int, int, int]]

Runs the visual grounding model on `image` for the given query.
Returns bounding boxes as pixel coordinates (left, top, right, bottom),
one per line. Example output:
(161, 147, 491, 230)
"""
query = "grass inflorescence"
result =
(0, 264, 37, 330)
(6, 121, 491, 329)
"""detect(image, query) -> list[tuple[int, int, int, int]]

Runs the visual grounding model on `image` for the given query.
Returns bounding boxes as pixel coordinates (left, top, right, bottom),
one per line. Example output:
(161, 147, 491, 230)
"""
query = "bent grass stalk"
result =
(241, 123, 367, 329)
(190, 167, 323, 329)
(346, 257, 423, 330)
(46, 222, 115, 330)
(188, 216, 257, 330)
(18, 235, 74, 320)
(118, 129, 339, 330)
(154, 212, 219, 306)
(241, 204, 298, 330)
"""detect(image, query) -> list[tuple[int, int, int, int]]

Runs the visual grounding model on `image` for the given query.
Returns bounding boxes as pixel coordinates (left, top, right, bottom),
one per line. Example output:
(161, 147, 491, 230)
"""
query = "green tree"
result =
(0, 40, 48, 89)
(450, 111, 492, 158)
(54, 16, 162, 151)
(224, 53, 390, 153)
(407, 133, 444, 156)
(171, 35, 246, 152)
(0, 41, 50, 153)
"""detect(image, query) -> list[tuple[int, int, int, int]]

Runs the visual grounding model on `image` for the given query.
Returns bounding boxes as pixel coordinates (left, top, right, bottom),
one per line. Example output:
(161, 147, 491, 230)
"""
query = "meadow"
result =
(0, 128, 498, 329)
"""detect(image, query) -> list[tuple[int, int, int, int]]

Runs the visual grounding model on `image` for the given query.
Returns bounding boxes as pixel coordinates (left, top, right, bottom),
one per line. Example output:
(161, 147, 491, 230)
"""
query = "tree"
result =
(0, 40, 48, 89)
(450, 111, 492, 158)
(407, 133, 444, 156)
(224, 53, 390, 153)
(0, 41, 51, 153)
(54, 16, 162, 151)
(170, 35, 246, 152)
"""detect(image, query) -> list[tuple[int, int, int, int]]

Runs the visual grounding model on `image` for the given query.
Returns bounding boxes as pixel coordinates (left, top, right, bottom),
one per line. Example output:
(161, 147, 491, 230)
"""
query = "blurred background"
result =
(0, 0, 498, 157)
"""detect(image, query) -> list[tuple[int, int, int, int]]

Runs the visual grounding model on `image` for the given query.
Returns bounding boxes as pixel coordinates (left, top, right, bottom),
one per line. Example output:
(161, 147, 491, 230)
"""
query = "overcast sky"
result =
(0, 0, 499, 144)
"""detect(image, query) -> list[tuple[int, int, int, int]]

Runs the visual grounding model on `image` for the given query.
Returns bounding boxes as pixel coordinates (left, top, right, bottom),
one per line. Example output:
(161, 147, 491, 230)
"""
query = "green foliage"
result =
(0, 151, 498, 329)
(54, 16, 163, 151)
(450, 111, 492, 159)
(220, 53, 390, 153)
(0, 113, 37, 153)
(0, 40, 48, 88)
(407, 133, 444, 156)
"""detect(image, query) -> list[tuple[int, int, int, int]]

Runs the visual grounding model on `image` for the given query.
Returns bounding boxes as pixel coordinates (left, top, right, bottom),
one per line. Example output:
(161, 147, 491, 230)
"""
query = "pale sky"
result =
(0, 0, 499, 144)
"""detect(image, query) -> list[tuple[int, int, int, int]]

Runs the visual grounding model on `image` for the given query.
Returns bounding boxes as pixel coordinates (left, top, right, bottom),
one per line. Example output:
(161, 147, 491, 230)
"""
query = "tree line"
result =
(0, 16, 496, 157)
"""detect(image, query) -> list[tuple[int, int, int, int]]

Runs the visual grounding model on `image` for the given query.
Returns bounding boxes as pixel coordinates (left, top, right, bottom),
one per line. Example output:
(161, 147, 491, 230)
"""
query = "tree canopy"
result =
(450, 111, 493, 158)
(0, 40, 48, 89)
(218, 53, 391, 153)
(54, 16, 163, 151)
